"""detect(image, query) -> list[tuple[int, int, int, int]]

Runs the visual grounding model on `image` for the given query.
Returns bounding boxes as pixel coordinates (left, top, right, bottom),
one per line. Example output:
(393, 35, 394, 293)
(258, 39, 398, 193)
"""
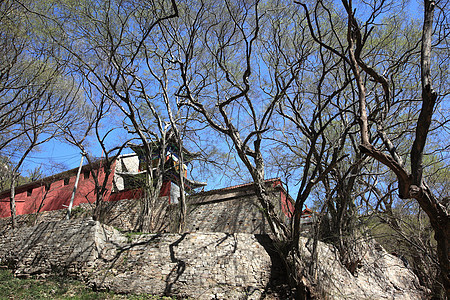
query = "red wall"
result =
(0, 161, 139, 218)
(1, 171, 295, 221)
(272, 179, 294, 218)
(280, 191, 294, 218)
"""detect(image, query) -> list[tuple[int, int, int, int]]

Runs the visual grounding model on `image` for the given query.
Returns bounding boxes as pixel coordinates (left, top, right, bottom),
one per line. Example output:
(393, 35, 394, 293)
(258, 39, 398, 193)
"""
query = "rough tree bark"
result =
(350, 0, 449, 294)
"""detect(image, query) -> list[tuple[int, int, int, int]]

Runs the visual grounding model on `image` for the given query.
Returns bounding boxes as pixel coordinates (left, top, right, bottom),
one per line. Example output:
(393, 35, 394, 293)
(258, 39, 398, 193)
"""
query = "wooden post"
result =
(66, 152, 86, 220)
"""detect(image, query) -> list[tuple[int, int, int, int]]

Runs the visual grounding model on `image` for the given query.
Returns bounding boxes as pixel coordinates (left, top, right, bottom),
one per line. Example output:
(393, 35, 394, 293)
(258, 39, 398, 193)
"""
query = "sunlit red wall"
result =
(272, 179, 294, 218)
(0, 161, 139, 218)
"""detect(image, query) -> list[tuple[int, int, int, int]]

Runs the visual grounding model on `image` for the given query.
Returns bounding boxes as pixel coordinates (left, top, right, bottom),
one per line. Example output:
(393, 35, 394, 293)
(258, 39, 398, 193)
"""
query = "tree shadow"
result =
(164, 233, 188, 296)
(254, 234, 293, 299)
(1, 219, 99, 278)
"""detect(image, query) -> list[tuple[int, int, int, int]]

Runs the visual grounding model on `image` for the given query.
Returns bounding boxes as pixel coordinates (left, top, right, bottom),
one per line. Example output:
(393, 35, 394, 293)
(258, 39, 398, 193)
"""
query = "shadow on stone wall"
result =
(254, 235, 292, 299)
(0, 219, 98, 278)
(186, 197, 269, 234)
(0, 218, 429, 299)
(86, 228, 280, 299)
(164, 233, 188, 295)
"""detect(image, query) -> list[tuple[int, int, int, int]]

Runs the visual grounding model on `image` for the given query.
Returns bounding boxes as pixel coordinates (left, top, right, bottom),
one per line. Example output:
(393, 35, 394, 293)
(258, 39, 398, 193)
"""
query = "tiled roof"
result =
(191, 178, 295, 203)
(194, 178, 280, 195)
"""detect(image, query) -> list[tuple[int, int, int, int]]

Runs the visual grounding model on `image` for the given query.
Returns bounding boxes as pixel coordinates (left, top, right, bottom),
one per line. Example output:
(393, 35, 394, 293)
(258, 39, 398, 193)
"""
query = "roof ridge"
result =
(194, 178, 281, 195)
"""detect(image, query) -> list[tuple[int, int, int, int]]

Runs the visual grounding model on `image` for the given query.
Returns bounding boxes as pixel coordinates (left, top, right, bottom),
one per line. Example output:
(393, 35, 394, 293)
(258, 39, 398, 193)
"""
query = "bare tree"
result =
(16, 0, 448, 296)
(59, 87, 130, 222)
(166, 0, 339, 295)
(38, 0, 204, 232)
(297, 0, 449, 294)
(4, 84, 79, 228)
(0, 0, 82, 227)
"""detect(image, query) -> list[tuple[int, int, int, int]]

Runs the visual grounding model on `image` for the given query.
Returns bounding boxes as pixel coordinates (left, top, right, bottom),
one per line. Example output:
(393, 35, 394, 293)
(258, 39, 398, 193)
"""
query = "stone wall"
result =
(183, 183, 288, 235)
(0, 203, 92, 234)
(92, 232, 282, 299)
(186, 195, 269, 234)
(0, 219, 101, 278)
(0, 219, 286, 299)
(0, 197, 173, 234)
(0, 218, 428, 299)
(0, 183, 286, 235)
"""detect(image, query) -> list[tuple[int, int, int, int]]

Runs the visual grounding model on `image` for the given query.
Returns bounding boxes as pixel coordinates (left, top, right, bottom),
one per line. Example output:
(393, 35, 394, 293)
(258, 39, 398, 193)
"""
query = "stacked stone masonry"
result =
(186, 196, 269, 234)
(0, 219, 280, 299)
(0, 183, 285, 235)
(0, 218, 428, 299)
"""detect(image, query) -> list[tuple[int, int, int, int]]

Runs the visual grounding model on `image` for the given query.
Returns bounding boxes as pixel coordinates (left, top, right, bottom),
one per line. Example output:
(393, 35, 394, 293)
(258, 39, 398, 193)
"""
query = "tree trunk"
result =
(415, 188, 450, 296)
(177, 173, 186, 233)
(177, 138, 187, 233)
(9, 174, 17, 229)
(434, 220, 450, 296)
(93, 193, 105, 223)
(359, 144, 450, 296)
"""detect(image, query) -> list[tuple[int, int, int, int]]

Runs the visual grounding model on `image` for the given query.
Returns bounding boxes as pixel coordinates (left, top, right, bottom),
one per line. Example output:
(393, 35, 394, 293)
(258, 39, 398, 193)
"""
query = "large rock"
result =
(298, 238, 428, 299)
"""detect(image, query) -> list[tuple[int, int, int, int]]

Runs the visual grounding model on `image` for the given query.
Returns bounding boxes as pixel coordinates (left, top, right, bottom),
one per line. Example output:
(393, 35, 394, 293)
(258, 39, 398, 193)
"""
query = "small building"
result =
(300, 205, 316, 225)
(117, 142, 206, 204)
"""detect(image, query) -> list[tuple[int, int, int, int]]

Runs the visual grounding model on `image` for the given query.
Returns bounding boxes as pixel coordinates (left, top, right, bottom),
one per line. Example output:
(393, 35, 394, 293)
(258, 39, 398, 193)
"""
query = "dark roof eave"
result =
(190, 178, 293, 201)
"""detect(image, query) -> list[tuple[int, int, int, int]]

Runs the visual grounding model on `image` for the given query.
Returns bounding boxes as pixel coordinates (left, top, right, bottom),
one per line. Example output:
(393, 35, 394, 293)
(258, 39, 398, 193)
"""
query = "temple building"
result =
(0, 141, 295, 235)
(0, 140, 206, 218)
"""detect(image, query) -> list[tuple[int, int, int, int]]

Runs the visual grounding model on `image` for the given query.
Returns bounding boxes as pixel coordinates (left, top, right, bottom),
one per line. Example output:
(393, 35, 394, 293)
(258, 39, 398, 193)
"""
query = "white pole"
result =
(66, 152, 86, 219)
